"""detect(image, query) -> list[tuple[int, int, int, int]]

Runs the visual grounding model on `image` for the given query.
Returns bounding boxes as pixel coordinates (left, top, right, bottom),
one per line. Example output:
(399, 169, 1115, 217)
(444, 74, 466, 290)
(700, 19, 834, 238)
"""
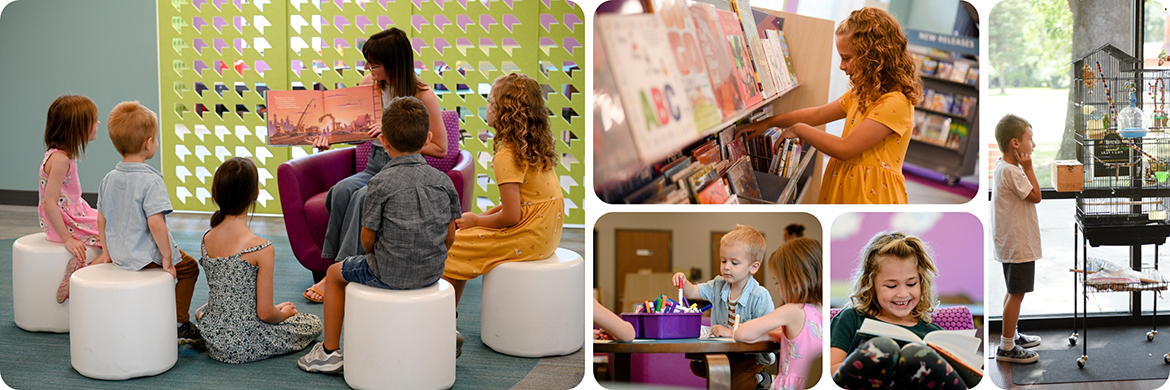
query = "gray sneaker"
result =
(298, 342, 344, 374)
(996, 345, 1039, 363)
(456, 330, 464, 358)
(1015, 332, 1041, 348)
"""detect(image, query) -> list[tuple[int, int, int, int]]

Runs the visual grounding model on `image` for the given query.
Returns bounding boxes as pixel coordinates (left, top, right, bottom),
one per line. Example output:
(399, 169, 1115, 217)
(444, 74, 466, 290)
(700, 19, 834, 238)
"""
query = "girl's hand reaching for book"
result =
(771, 127, 802, 153)
(734, 121, 768, 140)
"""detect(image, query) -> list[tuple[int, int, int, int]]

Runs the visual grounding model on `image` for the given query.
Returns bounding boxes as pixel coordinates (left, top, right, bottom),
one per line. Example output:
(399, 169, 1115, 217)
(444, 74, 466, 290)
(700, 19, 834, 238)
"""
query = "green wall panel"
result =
(158, 0, 584, 224)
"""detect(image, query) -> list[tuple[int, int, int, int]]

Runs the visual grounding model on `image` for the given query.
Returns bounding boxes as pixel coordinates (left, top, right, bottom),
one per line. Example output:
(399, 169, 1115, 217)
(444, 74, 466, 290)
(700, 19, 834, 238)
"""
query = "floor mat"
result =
(1010, 327, 1170, 385)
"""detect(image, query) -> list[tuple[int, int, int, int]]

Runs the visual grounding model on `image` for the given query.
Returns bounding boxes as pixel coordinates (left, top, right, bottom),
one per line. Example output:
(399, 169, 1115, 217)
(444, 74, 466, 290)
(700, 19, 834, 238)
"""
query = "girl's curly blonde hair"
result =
(490, 73, 559, 172)
(847, 232, 939, 323)
(835, 8, 923, 115)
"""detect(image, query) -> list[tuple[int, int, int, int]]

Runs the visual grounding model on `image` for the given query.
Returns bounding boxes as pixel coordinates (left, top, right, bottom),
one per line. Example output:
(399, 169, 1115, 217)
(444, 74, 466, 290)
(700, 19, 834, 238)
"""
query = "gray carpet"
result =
(1011, 327, 1170, 385)
(0, 232, 582, 389)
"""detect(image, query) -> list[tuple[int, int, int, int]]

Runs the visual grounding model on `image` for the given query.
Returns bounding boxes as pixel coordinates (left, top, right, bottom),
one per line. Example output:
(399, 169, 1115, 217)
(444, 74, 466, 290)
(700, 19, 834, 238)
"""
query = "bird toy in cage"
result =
(1152, 78, 1168, 127)
(1098, 62, 1117, 122)
(1083, 63, 1095, 92)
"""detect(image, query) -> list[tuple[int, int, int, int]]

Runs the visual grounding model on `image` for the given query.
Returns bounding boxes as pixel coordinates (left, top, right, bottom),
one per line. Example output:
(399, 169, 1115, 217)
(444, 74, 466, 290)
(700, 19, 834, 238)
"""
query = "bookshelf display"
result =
(593, 5, 834, 204)
(906, 34, 980, 185)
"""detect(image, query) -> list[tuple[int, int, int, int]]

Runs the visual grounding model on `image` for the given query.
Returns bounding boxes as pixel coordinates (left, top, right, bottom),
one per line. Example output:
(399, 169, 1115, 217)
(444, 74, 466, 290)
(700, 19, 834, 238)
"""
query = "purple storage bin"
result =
(620, 313, 645, 339)
(641, 312, 701, 339)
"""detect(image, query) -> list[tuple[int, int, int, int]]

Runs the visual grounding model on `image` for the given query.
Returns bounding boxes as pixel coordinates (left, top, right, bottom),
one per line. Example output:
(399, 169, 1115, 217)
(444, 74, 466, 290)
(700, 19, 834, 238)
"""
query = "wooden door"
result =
(615, 230, 672, 311)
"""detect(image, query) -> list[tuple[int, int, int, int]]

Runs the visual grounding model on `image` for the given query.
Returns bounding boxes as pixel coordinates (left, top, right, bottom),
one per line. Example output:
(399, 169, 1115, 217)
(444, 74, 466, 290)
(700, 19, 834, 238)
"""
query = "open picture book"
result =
(857, 318, 983, 388)
(266, 84, 383, 146)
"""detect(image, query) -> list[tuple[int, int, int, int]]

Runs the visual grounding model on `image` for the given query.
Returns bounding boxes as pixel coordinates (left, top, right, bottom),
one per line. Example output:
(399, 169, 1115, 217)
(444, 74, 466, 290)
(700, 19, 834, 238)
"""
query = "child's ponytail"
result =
(210, 157, 259, 228)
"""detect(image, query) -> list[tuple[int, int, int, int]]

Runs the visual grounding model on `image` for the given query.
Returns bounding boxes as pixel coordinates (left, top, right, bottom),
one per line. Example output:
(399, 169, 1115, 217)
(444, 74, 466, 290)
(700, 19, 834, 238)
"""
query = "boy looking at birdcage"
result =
(991, 114, 1043, 364)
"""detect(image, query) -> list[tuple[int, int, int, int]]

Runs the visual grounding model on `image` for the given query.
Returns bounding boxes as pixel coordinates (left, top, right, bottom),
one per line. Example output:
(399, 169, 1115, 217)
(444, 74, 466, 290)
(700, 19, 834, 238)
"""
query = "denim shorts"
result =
(340, 254, 393, 289)
(339, 254, 438, 290)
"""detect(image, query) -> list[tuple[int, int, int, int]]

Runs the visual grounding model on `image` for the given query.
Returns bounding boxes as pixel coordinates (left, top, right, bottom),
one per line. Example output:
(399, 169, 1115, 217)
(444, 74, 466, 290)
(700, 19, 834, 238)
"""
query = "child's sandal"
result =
(56, 256, 86, 304)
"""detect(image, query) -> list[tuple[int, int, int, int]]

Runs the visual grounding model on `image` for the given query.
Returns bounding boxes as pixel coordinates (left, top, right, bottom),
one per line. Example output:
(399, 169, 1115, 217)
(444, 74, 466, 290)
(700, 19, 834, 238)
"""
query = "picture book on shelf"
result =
(763, 31, 791, 90)
(730, 0, 775, 99)
(597, 13, 699, 165)
(689, 2, 746, 119)
(592, 28, 645, 189)
(726, 137, 748, 163)
(717, 9, 763, 108)
(696, 179, 731, 204)
(266, 84, 382, 146)
(653, 0, 722, 131)
(965, 67, 979, 85)
(946, 122, 969, 150)
(760, 37, 788, 92)
(936, 61, 954, 80)
(772, 30, 798, 86)
(856, 318, 983, 388)
(949, 61, 970, 83)
(918, 113, 952, 146)
(725, 156, 762, 200)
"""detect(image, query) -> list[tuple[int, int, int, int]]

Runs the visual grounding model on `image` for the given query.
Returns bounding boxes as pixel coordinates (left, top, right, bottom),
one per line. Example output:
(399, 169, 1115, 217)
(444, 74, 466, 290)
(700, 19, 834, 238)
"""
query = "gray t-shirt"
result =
(96, 162, 182, 271)
(362, 153, 461, 289)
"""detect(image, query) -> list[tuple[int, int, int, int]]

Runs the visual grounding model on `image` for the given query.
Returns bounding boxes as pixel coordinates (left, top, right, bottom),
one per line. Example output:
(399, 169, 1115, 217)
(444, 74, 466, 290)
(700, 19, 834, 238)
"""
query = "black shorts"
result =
(1002, 262, 1035, 294)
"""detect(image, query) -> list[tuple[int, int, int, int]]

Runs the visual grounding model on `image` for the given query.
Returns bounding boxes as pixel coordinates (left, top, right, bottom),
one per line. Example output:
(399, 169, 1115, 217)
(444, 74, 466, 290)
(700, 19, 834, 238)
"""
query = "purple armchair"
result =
(278, 110, 475, 280)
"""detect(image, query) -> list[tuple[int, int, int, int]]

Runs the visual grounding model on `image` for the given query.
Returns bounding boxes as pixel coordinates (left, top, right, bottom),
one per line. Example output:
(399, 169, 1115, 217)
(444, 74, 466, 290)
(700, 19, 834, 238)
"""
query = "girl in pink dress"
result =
(734, 237, 824, 390)
(39, 95, 103, 303)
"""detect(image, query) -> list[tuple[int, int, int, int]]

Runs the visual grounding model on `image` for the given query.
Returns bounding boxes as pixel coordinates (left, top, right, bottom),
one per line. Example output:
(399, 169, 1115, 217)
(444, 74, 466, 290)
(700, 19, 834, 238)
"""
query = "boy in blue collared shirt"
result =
(91, 101, 203, 346)
(674, 224, 775, 390)
(297, 96, 461, 374)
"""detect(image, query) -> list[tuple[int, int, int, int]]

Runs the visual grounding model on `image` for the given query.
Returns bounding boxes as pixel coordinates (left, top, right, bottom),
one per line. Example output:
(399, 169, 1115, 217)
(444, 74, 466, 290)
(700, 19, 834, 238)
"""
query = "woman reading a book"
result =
(829, 232, 968, 389)
(735, 7, 920, 204)
(304, 27, 449, 303)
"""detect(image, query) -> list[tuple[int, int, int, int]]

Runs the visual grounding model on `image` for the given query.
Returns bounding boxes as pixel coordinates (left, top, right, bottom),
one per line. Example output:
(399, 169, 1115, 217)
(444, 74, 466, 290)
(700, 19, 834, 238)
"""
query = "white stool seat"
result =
(12, 232, 100, 333)
(344, 279, 455, 390)
(481, 248, 584, 357)
(69, 263, 176, 380)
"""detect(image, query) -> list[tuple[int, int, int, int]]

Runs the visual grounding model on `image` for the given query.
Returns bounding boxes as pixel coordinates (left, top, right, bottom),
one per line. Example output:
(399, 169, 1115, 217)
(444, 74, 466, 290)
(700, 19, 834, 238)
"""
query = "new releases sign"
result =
(905, 29, 977, 56)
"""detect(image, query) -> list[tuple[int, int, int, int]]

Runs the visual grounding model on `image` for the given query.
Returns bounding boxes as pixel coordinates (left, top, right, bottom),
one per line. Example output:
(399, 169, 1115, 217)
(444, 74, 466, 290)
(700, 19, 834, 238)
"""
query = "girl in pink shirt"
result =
(39, 95, 103, 303)
(734, 237, 823, 390)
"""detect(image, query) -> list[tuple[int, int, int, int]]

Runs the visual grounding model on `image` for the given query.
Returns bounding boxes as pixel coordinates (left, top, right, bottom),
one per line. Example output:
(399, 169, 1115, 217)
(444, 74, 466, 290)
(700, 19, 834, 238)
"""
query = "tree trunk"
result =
(1057, 0, 1133, 160)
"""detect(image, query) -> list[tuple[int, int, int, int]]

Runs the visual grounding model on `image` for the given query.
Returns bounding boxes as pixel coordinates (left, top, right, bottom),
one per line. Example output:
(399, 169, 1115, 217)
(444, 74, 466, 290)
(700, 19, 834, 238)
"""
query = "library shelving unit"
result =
(906, 35, 980, 185)
(593, 6, 834, 204)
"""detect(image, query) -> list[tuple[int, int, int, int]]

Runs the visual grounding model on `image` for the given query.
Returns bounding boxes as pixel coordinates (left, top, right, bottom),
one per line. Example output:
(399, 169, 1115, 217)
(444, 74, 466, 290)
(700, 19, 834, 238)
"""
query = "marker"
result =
(699, 304, 713, 313)
(677, 279, 684, 309)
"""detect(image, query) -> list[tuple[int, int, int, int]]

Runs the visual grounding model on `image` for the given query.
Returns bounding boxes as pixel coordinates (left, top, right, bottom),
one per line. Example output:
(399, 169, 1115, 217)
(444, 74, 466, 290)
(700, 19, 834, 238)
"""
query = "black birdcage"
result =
(1073, 44, 1170, 243)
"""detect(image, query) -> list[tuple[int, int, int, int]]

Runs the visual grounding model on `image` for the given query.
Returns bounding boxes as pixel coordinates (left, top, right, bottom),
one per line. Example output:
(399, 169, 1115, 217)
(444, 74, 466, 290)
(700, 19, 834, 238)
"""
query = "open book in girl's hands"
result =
(265, 84, 383, 146)
(857, 318, 983, 388)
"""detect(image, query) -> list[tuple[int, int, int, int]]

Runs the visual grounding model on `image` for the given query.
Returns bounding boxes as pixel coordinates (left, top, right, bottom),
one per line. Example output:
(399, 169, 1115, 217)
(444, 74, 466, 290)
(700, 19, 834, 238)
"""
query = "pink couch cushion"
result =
(304, 192, 330, 248)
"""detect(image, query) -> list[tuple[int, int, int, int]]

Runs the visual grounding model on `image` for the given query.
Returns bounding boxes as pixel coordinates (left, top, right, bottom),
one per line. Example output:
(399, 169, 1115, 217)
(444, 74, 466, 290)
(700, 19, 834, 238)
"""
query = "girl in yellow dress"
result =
(442, 73, 563, 304)
(736, 7, 922, 204)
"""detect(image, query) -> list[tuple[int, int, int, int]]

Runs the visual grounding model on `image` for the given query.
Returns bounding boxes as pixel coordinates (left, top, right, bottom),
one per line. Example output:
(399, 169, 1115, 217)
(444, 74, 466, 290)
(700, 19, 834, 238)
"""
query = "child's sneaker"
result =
(996, 345, 1039, 363)
(177, 321, 204, 349)
(456, 330, 464, 358)
(298, 342, 344, 374)
(1015, 332, 1041, 348)
(754, 373, 772, 390)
